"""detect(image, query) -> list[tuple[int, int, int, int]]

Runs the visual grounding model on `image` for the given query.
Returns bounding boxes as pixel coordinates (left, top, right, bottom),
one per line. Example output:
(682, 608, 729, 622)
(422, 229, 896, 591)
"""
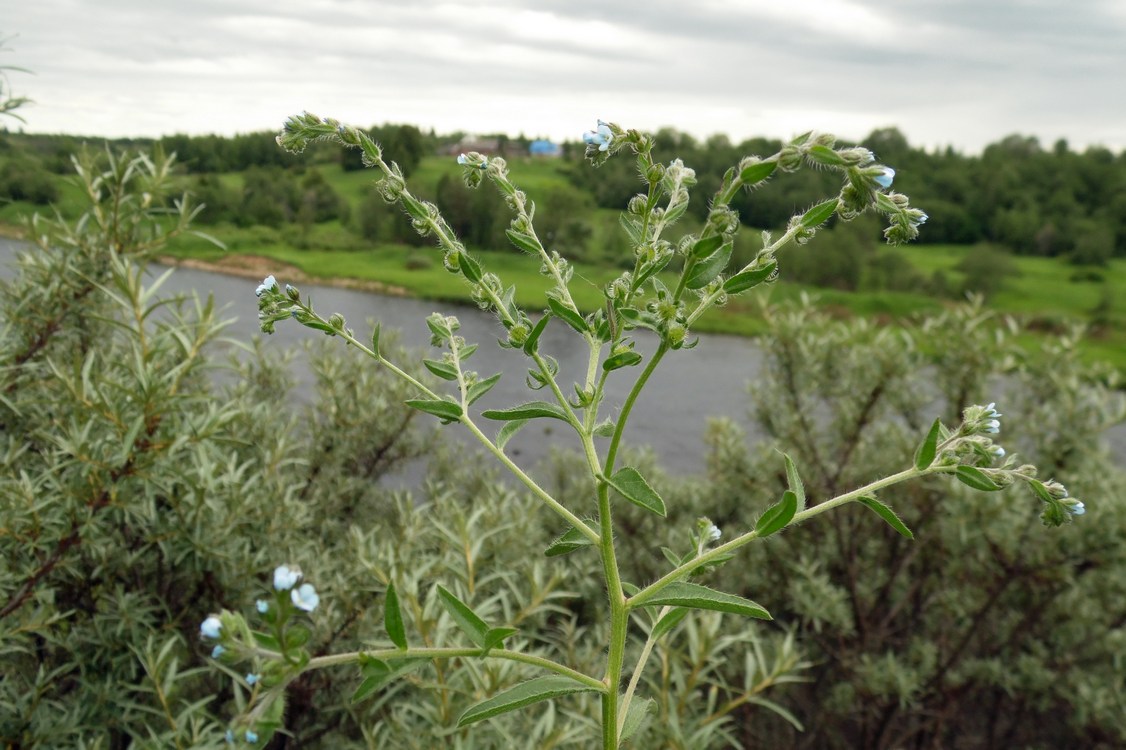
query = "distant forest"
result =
(2, 124, 1125, 265)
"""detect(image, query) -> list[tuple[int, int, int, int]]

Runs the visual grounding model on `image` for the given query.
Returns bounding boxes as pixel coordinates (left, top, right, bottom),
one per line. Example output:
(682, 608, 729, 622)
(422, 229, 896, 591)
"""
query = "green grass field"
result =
(3, 154, 1124, 372)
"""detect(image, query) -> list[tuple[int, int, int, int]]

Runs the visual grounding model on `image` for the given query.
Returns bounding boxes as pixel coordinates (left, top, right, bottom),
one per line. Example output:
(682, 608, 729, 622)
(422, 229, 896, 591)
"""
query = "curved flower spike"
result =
(583, 120, 613, 152)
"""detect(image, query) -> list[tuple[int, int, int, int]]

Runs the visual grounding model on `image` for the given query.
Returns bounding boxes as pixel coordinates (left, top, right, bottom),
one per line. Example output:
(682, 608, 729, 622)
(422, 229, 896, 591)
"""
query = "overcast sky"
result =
(5, 0, 1125, 154)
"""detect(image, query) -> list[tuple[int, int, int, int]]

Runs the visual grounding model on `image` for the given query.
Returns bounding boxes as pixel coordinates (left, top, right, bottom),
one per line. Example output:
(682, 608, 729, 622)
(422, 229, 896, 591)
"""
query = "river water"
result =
(0, 237, 767, 476)
(3, 238, 1122, 474)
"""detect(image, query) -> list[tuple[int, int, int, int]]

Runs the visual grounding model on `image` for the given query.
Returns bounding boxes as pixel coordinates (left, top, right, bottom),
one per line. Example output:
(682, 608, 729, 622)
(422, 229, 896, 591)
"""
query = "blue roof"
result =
(529, 139, 560, 154)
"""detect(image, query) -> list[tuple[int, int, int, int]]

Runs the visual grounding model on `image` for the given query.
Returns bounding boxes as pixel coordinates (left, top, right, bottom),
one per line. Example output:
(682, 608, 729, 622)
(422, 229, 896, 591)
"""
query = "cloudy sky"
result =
(5, 0, 1125, 154)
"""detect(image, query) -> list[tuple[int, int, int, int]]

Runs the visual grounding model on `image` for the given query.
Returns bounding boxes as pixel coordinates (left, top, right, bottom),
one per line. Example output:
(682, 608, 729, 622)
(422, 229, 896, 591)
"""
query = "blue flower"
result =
(873, 167, 895, 189)
(583, 120, 613, 152)
(291, 583, 320, 612)
(273, 565, 300, 591)
(255, 275, 278, 297)
(706, 524, 721, 542)
(246, 673, 260, 685)
(1067, 500, 1085, 517)
(200, 616, 222, 639)
(245, 730, 259, 743)
(991, 445, 1005, 459)
(256, 599, 269, 614)
(211, 645, 226, 658)
(225, 729, 235, 744)
(456, 153, 488, 169)
(983, 419, 1001, 434)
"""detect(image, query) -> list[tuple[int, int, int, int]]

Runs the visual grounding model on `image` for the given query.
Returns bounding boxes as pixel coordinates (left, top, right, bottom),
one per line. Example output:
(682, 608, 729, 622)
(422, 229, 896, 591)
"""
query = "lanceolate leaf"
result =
(459, 252, 483, 283)
(544, 523, 598, 557)
(651, 607, 690, 640)
(602, 350, 643, 372)
(483, 627, 518, 653)
(620, 696, 655, 743)
(522, 315, 550, 355)
(783, 453, 806, 513)
(547, 296, 588, 334)
(496, 419, 528, 451)
(404, 399, 463, 423)
(384, 583, 407, 650)
(436, 585, 489, 649)
(607, 467, 667, 517)
(690, 233, 725, 260)
(800, 198, 839, 228)
(739, 159, 777, 186)
(457, 675, 601, 727)
(352, 656, 427, 703)
(914, 418, 943, 470)
(482, 401, 569, 423)
(755, 490, 797, 538)
(723, 262, 777, 294)
(685, 241, 733, 290)
(640, 582, 771, 620)
(505, 229, 541, 254)
(857, 496, 914, 539)
(955, 465, 1003, 491)
(466, 373, 502, 406)
(422, 358, 459, 381)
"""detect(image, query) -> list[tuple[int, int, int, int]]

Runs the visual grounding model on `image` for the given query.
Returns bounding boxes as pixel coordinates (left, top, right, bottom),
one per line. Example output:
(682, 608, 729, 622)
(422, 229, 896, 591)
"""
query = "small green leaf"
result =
(483, 627, 518, 652)
(547, 297, 588, 334)
(955, 466, 1002, 491)
(285, 625, 311, 649)
(436, 585, 489, 649)
(603, 350, 643, 372)
(460, 343, 479, 361)
(405, 399, 463, 423)
(607, 467, 667, 517)
(620, 696, 655, 743)
(755, 490, 797, 538)
(460, 252, 483, 283)
(371, 323, 381, 354)
(496, 419, 528, 452)
(723, 262, 777, 294)
(651, 607, 689, 640)
(544, 523, 598, 557)
(800, 198, 839, 228)
(522, 315, 550, 355)
(739, 159, 777, 186)
(457, 675, 601, 727)
(384, 583, 407, 650)
(505, 229, 541, 254)
(690, 233, 724, 260)
(857, 496, 914, 539)
(482, 401, 569, 422)
(619, 213, 644, 245)
(914, 418, 942, 470)
(685, 241, 733, 290)
(423, 358, 459, 381)
(640, 582, 771, 620)
(807, 144, 846, 166)
(352, 657, 427, 703)
(1028, 479, 1054, 504)
(783, 453, 806, 513)
(466, 373, 502, 406)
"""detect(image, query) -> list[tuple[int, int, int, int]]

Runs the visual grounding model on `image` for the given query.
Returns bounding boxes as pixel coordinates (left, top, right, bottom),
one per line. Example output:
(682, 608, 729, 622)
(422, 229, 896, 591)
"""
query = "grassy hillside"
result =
(2, 153, 1123, 371)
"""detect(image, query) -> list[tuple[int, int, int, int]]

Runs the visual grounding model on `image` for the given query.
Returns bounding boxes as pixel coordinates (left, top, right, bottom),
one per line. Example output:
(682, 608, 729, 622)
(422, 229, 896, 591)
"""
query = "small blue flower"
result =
(273, 565, 300, 591)
(873, 167, 895, 189)
(457, 153, 487, 169)
(246, 673, 260, 685)
(200, 616, 222, 639)
(1068, 500, 1085, 516)
(256, 599, 269, 614)
(245, 730, 259, 743)
(706, 524, 721, 542)
(291, 583, 320, 612)
(916, 211, 929, 225)
(582, 120, 613, 152)
(211, 644, 226, 659)
(255, 275, 278, 297)
(984, 402, 1002, 418)
(991, 445, 1005, 459)
(983, 419, 1001, 434)
(225, 729, 235, 744)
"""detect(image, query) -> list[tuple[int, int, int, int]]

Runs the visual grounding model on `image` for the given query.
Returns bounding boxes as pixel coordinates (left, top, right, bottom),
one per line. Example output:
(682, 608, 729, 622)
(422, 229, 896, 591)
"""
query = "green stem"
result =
(629, 466, 924, 608)
(604, 342, 669, 474)
(618, 605, 671, 735)
(302, 647, 606, 692)
(599, 480, 627, 750)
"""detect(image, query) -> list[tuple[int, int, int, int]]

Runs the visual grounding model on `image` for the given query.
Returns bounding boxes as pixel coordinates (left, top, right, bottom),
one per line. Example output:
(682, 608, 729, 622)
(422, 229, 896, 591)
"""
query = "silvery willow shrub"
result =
(0, 148, 436, 747)
(200, 113, 1082, 748)
(621, 300, 1122, 749)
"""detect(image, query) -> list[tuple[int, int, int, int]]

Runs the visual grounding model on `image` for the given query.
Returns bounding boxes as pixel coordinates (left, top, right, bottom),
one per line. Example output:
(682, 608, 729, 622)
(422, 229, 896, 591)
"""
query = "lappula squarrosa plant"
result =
(202, 112, 1084, 748)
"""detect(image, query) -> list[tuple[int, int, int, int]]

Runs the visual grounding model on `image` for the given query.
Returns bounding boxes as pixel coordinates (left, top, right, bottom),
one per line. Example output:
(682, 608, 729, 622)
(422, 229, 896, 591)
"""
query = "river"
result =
(3, 237, 1122, 475)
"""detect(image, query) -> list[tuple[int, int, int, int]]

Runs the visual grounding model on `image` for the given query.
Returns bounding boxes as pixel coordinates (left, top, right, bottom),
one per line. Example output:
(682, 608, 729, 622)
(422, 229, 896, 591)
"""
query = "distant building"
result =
(528, 139, 561, 157)
(441, 136, 504, 156)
